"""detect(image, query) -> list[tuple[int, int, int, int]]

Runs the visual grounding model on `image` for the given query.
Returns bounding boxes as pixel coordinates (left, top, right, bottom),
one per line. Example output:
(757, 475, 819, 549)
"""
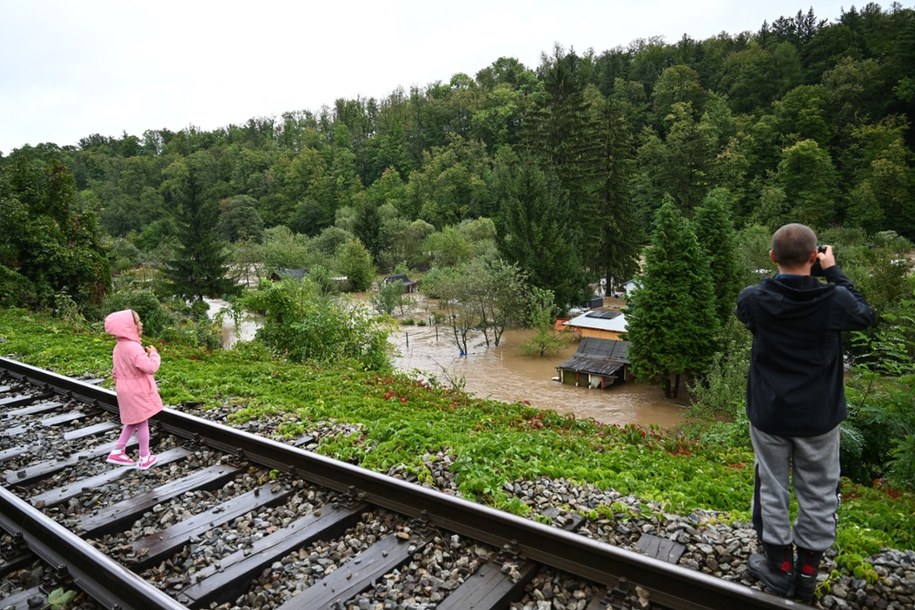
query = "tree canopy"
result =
(1, 4, 913, 315)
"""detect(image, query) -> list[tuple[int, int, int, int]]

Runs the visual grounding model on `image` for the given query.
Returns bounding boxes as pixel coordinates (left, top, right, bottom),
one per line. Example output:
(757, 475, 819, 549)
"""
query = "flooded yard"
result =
(390, 324, 685, 429)
(207, 297, 686, 429)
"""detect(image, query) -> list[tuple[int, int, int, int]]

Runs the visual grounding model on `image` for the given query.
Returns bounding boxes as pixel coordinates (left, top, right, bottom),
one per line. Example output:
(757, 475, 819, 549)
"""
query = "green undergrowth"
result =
(2, 307, 913, 560)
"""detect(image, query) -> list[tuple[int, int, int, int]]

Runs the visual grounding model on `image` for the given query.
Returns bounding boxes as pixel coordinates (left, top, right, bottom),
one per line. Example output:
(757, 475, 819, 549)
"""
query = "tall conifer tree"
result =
(495, 150, 588, 309)
(626, 196, 719, 398)
(163, 161, 237, 302)
(693, 188, 742, 328)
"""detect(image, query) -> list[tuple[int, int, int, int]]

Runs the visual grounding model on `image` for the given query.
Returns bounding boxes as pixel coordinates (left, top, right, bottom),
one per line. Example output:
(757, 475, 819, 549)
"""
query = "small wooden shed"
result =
(555, 338, 632, 389)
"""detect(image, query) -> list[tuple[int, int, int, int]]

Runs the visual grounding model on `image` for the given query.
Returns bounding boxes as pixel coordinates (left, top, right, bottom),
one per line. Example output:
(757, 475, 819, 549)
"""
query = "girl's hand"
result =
(146, 345, 158, 356)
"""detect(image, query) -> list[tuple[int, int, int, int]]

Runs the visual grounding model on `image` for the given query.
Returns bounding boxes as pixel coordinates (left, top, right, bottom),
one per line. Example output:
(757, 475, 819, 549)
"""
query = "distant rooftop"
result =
(564, 309, 627, 333)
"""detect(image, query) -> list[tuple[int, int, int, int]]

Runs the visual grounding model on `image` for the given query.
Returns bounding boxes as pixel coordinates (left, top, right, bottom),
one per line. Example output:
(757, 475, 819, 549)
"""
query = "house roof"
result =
(556, 338, 630, 376)
(557, 357, 626, 377)
(383, 274, 417, 285)
(563, 309, 628, 333)
(576, 337, 630, 360)
(271, 268, 307, 280)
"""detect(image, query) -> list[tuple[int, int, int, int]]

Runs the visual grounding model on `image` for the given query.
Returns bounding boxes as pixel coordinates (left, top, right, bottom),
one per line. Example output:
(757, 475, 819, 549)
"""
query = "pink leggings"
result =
(115, 420, 151, 456)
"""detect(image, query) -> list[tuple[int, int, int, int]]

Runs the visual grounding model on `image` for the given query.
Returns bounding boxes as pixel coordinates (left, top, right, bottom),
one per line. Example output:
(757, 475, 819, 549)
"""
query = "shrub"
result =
(102, 289, 175, 337)
(240, 279, 392, 370)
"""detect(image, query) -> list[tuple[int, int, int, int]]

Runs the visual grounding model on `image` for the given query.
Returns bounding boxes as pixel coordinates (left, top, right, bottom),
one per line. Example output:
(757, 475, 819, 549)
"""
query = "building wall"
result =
(575, 328, 624, 341)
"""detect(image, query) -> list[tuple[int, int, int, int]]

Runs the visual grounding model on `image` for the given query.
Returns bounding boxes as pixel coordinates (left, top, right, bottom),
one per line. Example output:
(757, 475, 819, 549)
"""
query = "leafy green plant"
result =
(240, 278, 392, 370)
(2, 307, 914, 564)
(47, 588, 77, 609)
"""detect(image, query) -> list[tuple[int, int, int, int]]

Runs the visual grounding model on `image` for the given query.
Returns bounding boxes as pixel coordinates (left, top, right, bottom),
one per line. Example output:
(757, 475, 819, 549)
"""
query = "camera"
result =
(811, 245, 828, 276)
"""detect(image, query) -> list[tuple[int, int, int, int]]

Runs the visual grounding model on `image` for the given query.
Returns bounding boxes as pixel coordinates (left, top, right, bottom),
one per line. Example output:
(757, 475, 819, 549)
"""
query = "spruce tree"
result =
(693, 188, 742, 328)
(495, 151, 589, 309)
(163, 162, 237, 302)
(524, 46, 603, 252)
(593, 94, 642, 293)
(626, 196, 720, 398)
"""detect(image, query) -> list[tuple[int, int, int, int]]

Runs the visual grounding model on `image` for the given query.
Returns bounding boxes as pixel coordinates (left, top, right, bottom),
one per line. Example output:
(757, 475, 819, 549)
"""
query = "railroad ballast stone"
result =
(2, 376, 914, 610)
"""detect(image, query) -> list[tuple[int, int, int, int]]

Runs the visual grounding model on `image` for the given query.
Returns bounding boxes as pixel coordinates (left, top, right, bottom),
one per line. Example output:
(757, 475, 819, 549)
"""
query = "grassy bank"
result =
(1, 307, 912, 568)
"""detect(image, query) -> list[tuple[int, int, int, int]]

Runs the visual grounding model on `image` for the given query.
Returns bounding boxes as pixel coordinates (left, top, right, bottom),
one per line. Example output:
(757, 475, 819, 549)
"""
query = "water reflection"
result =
(390, 325, 685, 429)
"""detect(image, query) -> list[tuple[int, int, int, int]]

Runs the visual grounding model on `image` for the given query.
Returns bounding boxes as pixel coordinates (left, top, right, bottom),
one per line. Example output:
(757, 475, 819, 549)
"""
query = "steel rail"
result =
(0, 485, 188, 610)
(1, 357, 808, 610)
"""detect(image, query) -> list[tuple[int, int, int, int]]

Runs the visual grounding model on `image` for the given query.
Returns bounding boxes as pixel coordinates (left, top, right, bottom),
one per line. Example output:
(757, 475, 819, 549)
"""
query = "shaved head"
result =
(772, 223, 817, 268)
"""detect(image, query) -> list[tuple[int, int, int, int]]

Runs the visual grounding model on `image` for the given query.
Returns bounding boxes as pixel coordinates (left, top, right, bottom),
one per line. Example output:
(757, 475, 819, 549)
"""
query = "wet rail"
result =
(0, 357, 806, 610)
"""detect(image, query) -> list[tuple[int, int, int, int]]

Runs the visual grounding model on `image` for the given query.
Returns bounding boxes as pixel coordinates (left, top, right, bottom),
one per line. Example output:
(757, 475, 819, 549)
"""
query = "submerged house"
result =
(381, 273, 419, 293)
(555, 337, 632, 389)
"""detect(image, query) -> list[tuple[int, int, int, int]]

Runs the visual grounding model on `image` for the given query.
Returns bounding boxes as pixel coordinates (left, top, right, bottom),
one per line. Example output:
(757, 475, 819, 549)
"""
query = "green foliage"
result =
(838, 230, 914, 315)
(0, 265, 37, 309)
(0, 147, 111, 312)
(685, 318, 751, 427)
(374, 279, 405, 315)
(218, 195, 264, 243)
(261, 226, 316, 271)
(626, 197, 720, 398)
(422, 226, 474, 269)
(102, 288, 175, 337)
(334, 239, 375, 292)
(3, 306, 915, 562)
(240, 279, 391, 370)
(734, 223, 776, 283)
(845, 315, 915, 488)
(47, 588, 77, 609)
(493, 148, 589, 308)
(693, 188, 742, 329)
(521, 287, 570, 356)
(161, 160, 238, 302)
(776, 139, 839, 228)
(421, 265, 477, 355)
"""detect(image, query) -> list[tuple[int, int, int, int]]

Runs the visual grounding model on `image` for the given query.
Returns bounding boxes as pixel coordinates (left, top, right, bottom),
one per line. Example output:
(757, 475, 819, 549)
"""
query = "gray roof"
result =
(272, 268, 307, 280)
(383, 274, 417, 285)
(555, 338, 630, 376)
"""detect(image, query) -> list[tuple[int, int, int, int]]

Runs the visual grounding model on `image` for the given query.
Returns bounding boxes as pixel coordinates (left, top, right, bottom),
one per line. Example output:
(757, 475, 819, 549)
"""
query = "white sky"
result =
(0, 0, 865, 155)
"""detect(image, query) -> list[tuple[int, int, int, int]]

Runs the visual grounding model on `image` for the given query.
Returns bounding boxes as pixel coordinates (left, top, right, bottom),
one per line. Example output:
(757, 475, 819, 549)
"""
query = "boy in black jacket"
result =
(735, 223, 875, 602)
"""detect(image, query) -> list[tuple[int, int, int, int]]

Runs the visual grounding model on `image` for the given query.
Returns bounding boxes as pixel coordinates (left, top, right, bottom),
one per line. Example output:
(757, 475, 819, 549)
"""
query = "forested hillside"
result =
(1, 4, 914, 313)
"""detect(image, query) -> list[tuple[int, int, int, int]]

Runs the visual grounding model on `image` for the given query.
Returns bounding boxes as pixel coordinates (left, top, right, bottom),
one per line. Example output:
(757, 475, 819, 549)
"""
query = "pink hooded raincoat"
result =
(104, 310, 164, 424)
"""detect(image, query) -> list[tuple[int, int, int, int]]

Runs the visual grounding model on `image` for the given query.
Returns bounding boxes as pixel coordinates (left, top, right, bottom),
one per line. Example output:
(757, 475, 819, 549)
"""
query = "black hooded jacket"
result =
(735, 266, 875, 437)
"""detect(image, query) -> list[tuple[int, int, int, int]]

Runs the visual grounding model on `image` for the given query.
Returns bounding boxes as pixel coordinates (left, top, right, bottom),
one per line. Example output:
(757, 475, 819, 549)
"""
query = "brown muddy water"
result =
(389, 325, 685, 429)
(206, 298, 686, 429)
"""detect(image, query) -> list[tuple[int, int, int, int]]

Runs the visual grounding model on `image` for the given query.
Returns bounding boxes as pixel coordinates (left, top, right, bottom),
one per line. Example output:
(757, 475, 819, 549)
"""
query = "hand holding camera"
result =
(811, 245, 835, 276)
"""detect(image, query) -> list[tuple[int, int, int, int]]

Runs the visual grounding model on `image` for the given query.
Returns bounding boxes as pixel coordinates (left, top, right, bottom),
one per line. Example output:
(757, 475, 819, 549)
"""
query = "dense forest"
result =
(1, 3, 914, 316)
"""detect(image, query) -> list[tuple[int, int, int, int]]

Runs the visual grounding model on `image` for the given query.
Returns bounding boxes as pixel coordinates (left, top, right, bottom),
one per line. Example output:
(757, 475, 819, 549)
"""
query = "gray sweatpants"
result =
(750, 424, 841, 552)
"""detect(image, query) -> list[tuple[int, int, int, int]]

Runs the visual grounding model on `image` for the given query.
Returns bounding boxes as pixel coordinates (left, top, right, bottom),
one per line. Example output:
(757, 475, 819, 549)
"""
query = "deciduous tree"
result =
(0, 148, 110, 311)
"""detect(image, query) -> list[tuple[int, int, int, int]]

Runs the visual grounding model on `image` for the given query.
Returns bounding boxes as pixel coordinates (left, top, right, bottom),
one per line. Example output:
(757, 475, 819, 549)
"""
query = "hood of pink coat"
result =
(105, 309, 141, 342)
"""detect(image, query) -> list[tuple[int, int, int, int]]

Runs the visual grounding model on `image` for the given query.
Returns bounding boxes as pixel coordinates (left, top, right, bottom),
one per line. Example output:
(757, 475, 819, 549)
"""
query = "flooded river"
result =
(206, 298, 686, 429)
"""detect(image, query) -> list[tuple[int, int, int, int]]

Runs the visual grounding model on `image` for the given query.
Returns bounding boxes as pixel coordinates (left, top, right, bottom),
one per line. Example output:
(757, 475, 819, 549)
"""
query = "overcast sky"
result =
(1, 1, 864, 155)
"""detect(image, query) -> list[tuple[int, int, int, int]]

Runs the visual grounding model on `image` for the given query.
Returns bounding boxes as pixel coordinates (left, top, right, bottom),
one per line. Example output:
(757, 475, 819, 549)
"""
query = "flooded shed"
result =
(555, 338, 632, 389)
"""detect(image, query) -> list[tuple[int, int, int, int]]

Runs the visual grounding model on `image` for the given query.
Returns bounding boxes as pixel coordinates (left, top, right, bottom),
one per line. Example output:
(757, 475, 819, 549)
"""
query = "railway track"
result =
(0, 356, 805, 610)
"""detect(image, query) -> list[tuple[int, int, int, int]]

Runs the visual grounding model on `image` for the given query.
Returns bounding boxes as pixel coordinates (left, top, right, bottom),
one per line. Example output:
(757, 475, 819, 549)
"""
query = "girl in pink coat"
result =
(103, 309, 163, 469)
